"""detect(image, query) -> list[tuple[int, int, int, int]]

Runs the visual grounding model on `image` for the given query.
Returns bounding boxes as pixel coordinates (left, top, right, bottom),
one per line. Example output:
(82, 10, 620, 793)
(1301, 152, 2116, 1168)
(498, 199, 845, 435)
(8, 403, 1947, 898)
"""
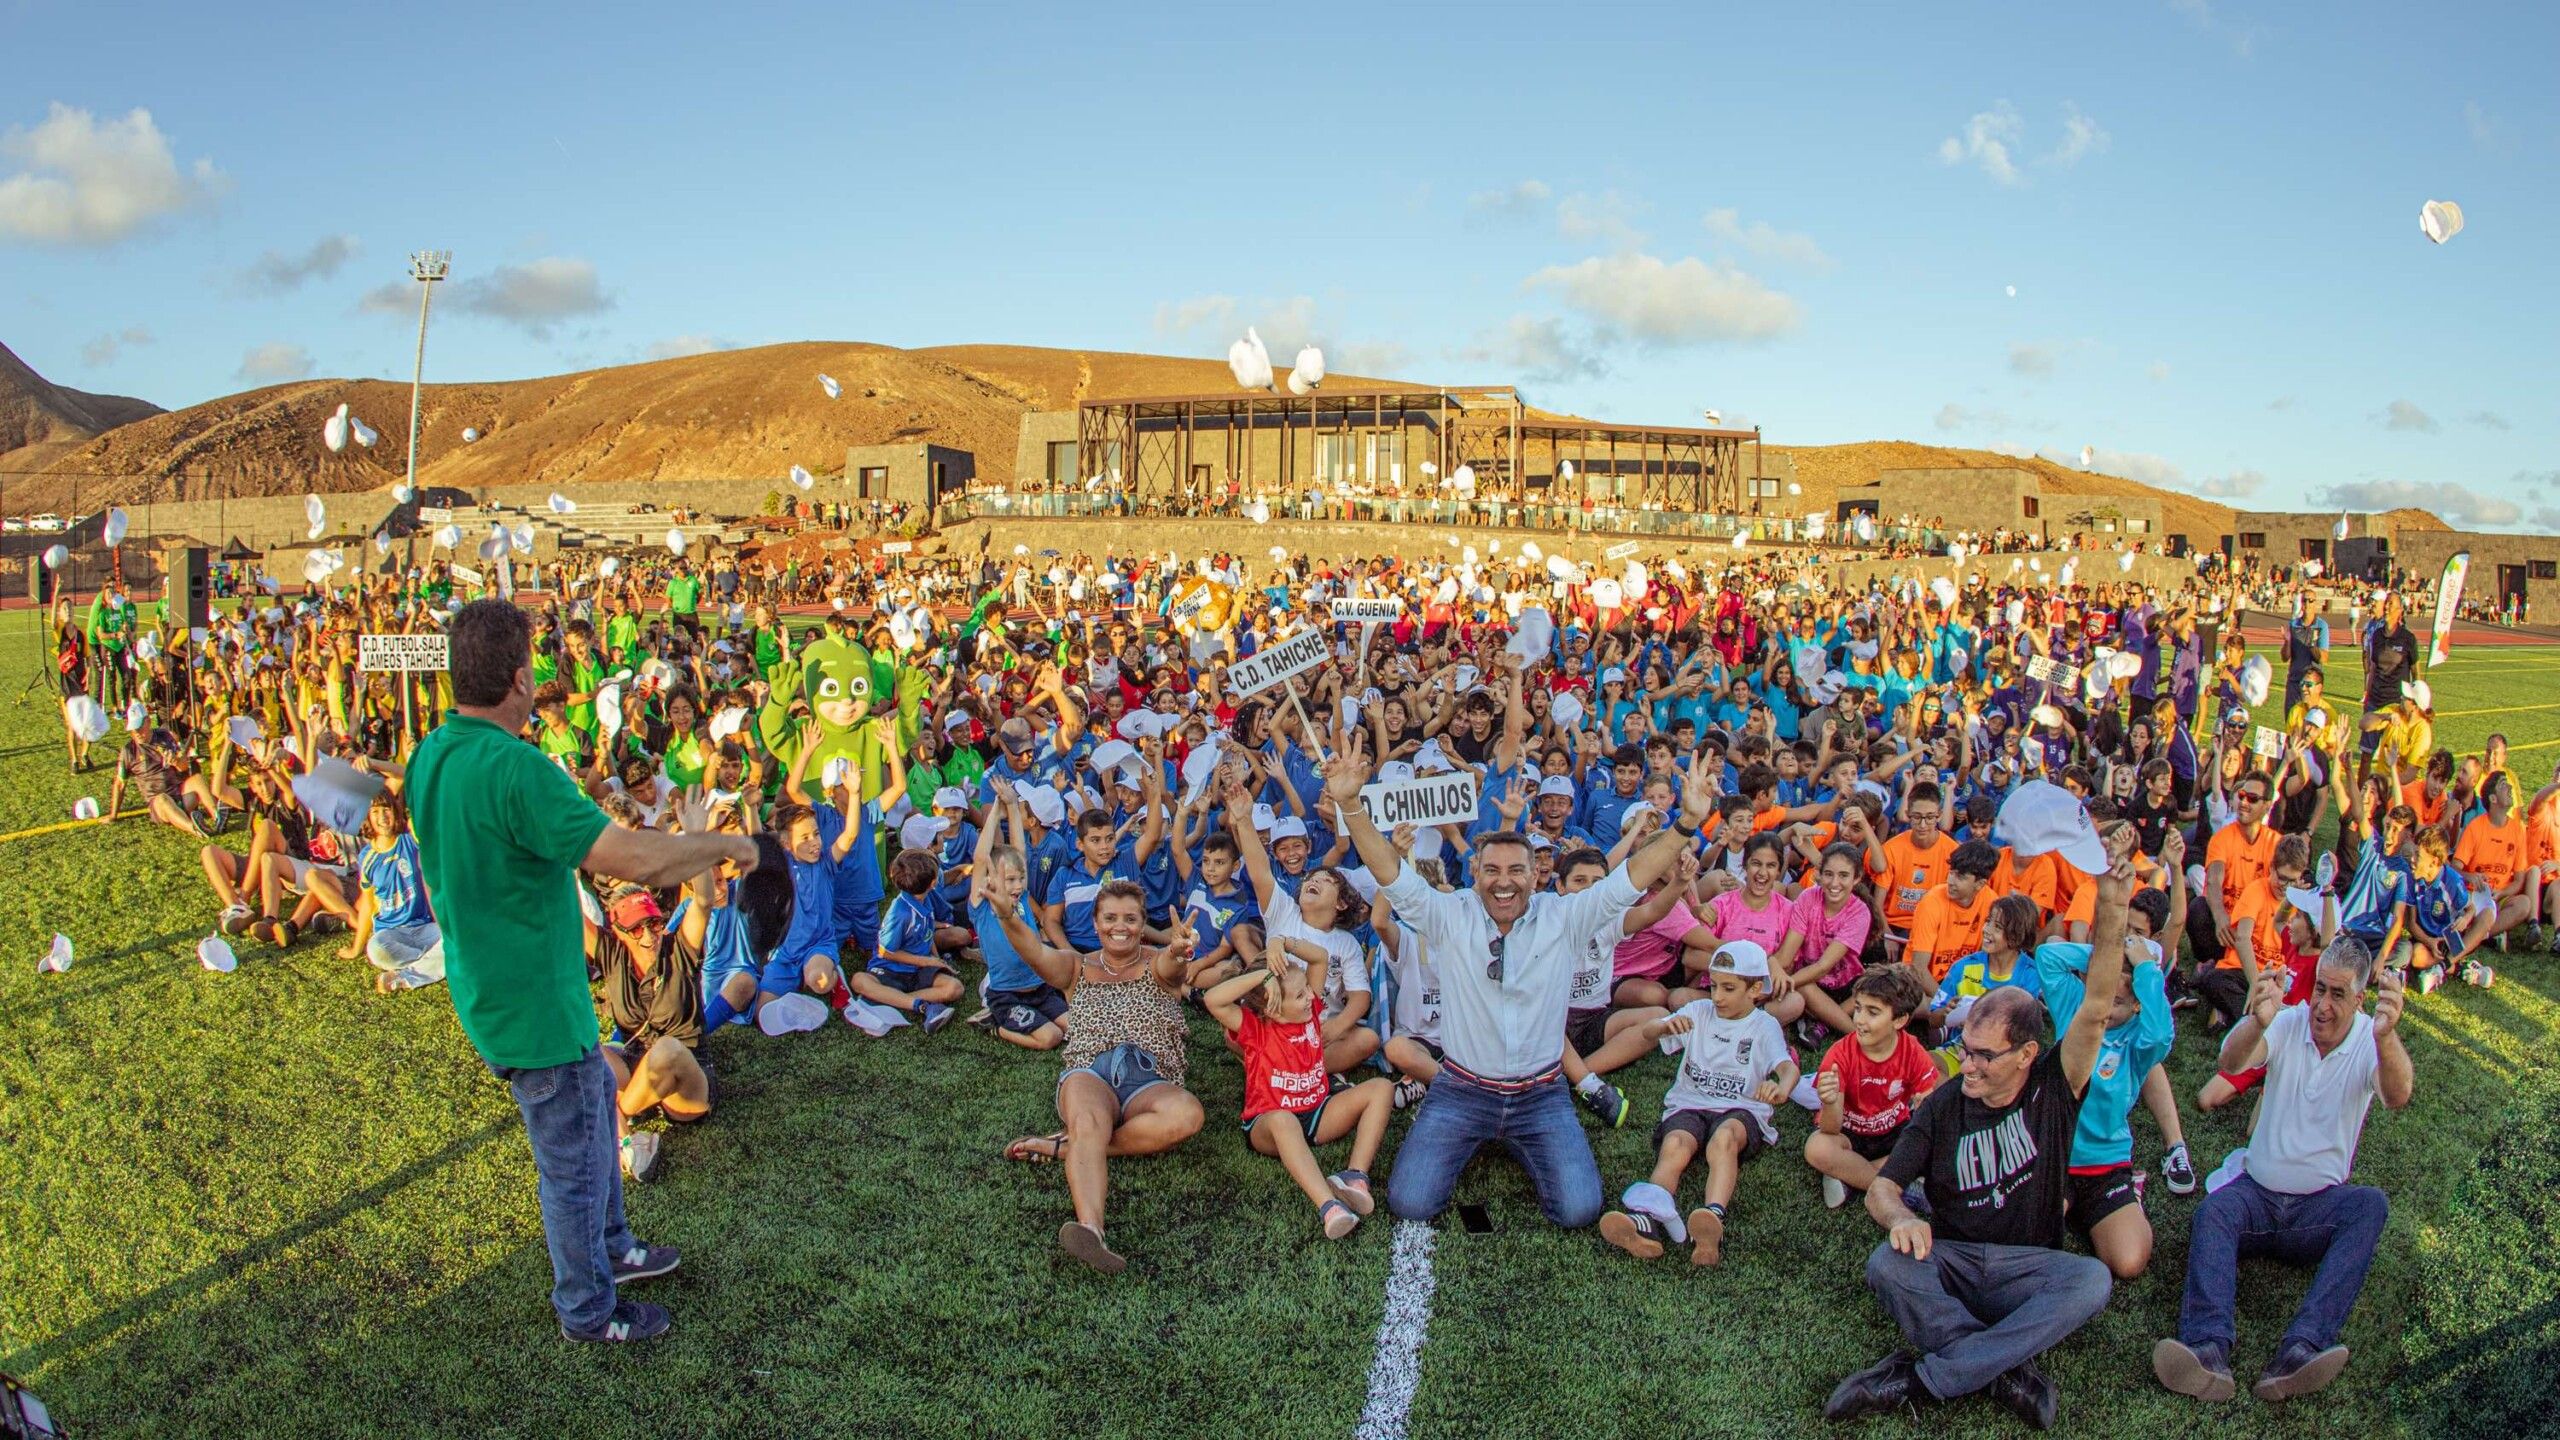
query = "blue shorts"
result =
(1061, 1042, 1176, 1111)
(865, 960, 939, 995)
(987, 983, 1068, 1036)
(835, 897, 881, 968)
(759, 948, 836, 997)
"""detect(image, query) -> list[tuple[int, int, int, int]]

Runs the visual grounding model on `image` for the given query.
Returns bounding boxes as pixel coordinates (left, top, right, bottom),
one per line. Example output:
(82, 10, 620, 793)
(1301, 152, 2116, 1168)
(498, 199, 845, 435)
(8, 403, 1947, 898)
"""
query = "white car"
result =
(0, 517, 23, 534)
(28, 514, 67, 533)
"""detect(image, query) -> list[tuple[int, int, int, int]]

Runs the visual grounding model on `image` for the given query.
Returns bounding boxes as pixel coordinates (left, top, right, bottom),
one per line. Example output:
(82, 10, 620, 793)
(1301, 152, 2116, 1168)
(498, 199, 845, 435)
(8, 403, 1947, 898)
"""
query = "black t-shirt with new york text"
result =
(1880, 1044, 2084, 1249)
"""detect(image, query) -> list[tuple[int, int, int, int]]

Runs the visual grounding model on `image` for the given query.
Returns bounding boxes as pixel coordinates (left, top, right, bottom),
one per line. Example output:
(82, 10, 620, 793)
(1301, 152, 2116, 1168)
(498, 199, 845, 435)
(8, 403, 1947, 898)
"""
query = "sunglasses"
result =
(1486, 933, 1508, 985)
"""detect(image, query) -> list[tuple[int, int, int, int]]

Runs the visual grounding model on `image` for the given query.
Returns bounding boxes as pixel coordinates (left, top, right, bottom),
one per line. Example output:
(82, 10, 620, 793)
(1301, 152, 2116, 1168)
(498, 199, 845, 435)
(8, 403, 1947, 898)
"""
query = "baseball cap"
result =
(1020, 786, 1066, 828)
(899, 814, 952, 851)
(1537, 775, 1577, 799)
(932, 785, 970, 811)
(1527, 833, 1556, 851)
(1269, 816, 1309, 843)
(821, 756, 854, 791)
(2405, 679, 2432, 711)
(1378, 760, 1417, 784)
(942, 710, 974, 734)
(1413, 739, 1454, 774)
(1993, 779, 2109, 875)
(1087, 739, 1137, 776)
(999, 718, 1037, 754)
(1599, 665, 1626, 685)
(1251, 802, 1277, 832)
(1708, 940, 1772, 990)
(1116, 710, 1176, 741)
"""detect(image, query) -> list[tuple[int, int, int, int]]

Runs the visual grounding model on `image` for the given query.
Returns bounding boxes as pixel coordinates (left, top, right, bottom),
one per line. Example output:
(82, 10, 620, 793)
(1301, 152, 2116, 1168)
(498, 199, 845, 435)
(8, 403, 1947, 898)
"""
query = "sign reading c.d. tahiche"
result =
(1360, 772, 1480, 829)
(1224, 628, 1331, 698)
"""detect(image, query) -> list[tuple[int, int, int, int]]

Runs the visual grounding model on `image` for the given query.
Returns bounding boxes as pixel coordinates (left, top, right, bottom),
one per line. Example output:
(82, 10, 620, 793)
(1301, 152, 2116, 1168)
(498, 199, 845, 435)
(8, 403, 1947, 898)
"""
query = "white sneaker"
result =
(620, 1131, 661, 1183)
(1822, 1175, 1849, 1209)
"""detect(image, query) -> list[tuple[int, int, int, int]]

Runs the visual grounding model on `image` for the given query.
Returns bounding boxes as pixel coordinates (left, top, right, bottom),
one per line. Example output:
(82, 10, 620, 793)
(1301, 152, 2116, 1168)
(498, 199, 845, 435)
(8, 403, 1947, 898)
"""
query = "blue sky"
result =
(4, 0, 2554, 528)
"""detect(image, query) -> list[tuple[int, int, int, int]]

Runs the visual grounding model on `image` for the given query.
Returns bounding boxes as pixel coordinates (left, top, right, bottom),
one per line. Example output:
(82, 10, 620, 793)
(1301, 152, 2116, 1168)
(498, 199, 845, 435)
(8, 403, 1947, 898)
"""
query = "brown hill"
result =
(0, 340, 164, 479)
(1766, 440, 2238, 542)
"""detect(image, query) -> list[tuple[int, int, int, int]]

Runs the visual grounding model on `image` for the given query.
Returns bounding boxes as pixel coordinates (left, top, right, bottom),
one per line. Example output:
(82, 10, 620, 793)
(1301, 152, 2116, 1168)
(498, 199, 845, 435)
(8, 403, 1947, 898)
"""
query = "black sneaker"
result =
(1576, 1080, 1630, 1128)
(1824, 1351, 1927, 1422)
(2251, 1339, 2350, 1402)
(2162, 1143, 2198, 1196)
(611, 1241, 681, 1283)
(2151, 1337, 2236, 1401)
(1989, 1358, 2058, 1430)
(561, 1298, 670, 1344)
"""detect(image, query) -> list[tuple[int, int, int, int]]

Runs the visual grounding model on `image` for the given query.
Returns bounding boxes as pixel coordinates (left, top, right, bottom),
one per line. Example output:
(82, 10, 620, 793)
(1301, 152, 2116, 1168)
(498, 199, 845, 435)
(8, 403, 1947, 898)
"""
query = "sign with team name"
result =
(880, 540, 915, 555)
(416, 506, 453, 523)
(359, 633, 449, 673)
(1330, 597, 1403, 623)
(449, 563, 484, 587)
(1224, 627, 1331, 698)
(1604, 541, 1641, 561)
(2252, 724, 2286, 760)
(1361, 772, 1481, 830)
(2025, 655, 2081, 689)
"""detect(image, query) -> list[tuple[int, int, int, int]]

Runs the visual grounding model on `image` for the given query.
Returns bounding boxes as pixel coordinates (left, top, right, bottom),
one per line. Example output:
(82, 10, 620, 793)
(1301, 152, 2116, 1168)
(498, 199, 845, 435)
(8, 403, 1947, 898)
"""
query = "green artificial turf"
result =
(2, 610, 2558, 1439)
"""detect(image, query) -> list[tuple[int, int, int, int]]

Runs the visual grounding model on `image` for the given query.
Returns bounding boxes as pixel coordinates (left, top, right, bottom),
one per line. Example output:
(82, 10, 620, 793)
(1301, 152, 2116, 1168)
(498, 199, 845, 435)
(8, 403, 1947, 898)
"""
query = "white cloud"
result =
(1457, 316, 1605, 384)
(2050, 103, 2110, 166)
(79, 324, 152, 366)
(2379, 399, 2438, 432)
(2077, 447, 2189, 490)
(238, 234, 358, 293)
(1151, 294, 1238, 334)
(0, 103, 225, 246)
(2314, 479, 2521, 528)
(2268, 395, 2297, 411)
(2169, 0, 2267, 57)
(1938, 102, 2025, 185)
(363, 257, 611, 338)
(235, 342, 314, 383)
(1331, 341, 1414, 377)
(642, 334, 734, 361)
(1935, 402, 2014, 431)
(2147, 360, 2172, 382)
(1525, 253, 1800, 345)
(1701, 208, 1832, 269)
(1465, 179, 1551, 221)
(2467, 410, 2511, 431)
(2010, 341, 2060, 378)
(1554, 190, 1647, 248)
(2190, 469, 2264, 498)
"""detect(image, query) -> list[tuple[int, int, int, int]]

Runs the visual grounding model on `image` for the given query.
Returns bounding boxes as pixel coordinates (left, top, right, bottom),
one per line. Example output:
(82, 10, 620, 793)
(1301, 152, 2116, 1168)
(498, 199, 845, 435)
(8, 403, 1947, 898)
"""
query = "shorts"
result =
(2215, 1064, 2267, 1097)
(1565, 1006, 1611, 1058)
(282, 856, 353, 893)
(2193, 965, 2251, 1019)
(613, 1038, 718, 1120)
(1239, 1098, 1328, 1145)
(1393, 1035, 1445, 1067)
(2068, 1164, 2143, 1237)
(759, 948, 835, 996)
(986, 982, 1068, 1036)
(1841, 1124, 1904, 1163)
(2357, 723, 2384, 758)
(865, 960, 937, 995)
(1061, 1042, 1177, 1111)
(1653, 1106, 1768, 1161)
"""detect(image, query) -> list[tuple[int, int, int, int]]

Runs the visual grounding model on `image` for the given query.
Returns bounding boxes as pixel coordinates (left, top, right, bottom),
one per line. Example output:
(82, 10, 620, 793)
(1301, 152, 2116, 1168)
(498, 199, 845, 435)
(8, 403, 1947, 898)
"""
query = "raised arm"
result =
(2061, 856, 2136, 1095)
(1323, 738, 1403, 890)
(992, 892, 1082, 991)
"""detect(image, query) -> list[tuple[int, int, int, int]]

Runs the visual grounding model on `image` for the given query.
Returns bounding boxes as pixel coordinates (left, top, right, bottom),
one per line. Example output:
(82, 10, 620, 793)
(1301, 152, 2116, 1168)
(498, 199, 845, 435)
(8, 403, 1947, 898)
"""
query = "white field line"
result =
(1354, 1219, 1441, 1440)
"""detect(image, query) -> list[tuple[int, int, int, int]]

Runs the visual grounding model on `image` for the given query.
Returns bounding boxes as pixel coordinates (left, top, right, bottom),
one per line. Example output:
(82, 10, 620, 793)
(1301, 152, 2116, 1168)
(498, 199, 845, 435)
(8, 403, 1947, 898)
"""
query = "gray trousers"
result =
(1864, 1239, 2113, 1399)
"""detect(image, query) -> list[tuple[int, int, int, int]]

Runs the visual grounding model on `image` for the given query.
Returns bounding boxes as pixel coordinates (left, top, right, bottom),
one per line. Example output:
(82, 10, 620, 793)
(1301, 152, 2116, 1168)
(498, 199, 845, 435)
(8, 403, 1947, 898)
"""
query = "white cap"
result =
(821, 756, 854, 791)
(899, 814, 952, 851)
(1020, 786, 1066, 828)
(1269, 816, 1309, 843)
(1116, 710, 1176, 741)
(1537, 775, 1577, 799)
(2405, 679, 2432, 711)
(1251, 802, 1277, 832)
(1709, 940, 1772, 989)
(932, 785, 970, 811)
(1413, 738, 1455, 774)
(1993, 779, 2109, 875)
(1378, 760, 1417, 784)
(1087, 739, 1137, 777)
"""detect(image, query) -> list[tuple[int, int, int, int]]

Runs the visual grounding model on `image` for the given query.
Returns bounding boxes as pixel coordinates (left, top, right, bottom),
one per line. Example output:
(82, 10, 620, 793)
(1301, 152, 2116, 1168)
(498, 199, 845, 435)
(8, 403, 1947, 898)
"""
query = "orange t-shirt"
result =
(2401, 780, 2447, 831)
(1749, 804, 1792, 835)
(2206, 821, 2280, 916)
(2456, 813, 2528, 894)
(2529, 792, 2560, 868)
(2223, 873, 2285, 969)
(2010, 851, 2065, 917)
(1871, 831, 1953, 929)
(1906, 883, 1996, 980)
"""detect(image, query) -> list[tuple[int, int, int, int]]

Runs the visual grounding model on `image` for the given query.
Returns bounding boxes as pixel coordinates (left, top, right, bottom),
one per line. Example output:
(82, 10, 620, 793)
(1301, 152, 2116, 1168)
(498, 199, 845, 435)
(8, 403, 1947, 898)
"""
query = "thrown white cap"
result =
(1994, 779, 2109, 875)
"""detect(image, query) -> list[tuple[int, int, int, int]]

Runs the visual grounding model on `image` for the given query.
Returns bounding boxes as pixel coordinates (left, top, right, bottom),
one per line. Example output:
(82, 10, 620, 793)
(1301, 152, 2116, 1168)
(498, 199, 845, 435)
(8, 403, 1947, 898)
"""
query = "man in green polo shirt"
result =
(409, 599, 758, 1345)
(667, 560, 703, 641)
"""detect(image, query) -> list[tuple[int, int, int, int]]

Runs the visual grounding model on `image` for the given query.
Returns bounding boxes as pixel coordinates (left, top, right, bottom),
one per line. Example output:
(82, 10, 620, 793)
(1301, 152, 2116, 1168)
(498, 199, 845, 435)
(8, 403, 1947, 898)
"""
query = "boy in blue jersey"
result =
(851, 849, 960, 1030)
(1179, 831, 1265, 992)
(757, 800, 853, 1023)
(970, 786, 1066, 1049)
(2379, 827, 2494, 990)
(1042, 800, 1166, 951)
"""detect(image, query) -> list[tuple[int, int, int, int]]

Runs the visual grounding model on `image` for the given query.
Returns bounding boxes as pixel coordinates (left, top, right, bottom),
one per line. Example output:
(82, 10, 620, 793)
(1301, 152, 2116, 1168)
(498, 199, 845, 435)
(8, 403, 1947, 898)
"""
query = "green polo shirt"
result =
(408, 713, 611, 1070)
(668, 574, 702, 618)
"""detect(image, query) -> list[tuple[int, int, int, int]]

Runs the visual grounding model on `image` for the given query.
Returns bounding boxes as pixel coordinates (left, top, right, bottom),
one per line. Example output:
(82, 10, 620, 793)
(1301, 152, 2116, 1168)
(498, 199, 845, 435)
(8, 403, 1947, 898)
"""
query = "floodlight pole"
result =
(404, 251, 451, 504)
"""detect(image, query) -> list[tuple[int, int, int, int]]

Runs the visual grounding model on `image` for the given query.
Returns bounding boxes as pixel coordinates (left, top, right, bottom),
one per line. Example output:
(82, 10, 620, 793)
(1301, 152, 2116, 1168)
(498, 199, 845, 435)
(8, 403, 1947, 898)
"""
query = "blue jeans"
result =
(2179, 1172, 2387, 1353)
(493, 1046, 633, 1329)
(1385, 1072, 1602, 1228)
(1865, 1240, 2113, 1399)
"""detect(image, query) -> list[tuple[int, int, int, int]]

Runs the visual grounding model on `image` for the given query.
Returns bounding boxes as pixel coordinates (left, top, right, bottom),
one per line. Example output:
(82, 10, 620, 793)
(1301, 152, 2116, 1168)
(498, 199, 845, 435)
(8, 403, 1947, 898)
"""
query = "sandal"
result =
(1319, 1199, 1360, 1240)
(1005, 1132, 1068, 1165)
(1326, 1169, 1374, 1217)
(1058, 1220, 1125, 1275)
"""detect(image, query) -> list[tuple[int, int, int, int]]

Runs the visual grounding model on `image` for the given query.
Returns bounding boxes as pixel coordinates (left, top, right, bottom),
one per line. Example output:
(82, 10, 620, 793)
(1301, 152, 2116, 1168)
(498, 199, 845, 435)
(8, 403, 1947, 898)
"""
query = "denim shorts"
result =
(1061, 1042, 1176, 1111)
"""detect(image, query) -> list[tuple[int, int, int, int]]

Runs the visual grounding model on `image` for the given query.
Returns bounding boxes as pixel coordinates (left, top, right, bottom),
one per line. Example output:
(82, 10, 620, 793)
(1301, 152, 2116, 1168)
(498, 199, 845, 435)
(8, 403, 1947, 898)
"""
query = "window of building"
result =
(2021, 497, 2040, 518)
(1044, 440, 1077, 486)
(1748, 477, 1781, 499)
(2240, 532, 2266, 550)
(2125, 518, 2151, 533)
(857, 467, 887, 498)
(2299, 538, 2327, 560)
(2534, 560, 2558, 580)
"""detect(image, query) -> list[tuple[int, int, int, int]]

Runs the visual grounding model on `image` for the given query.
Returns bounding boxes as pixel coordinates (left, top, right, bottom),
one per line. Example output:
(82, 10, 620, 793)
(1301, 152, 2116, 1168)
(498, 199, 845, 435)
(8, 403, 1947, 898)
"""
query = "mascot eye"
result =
(846, 674, 871, 698)
(816, 677, 843, 700)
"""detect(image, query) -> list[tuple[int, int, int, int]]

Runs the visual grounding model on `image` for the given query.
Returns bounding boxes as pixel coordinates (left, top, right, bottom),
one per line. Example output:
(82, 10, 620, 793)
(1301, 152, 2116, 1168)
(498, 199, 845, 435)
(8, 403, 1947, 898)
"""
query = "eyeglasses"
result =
(1956, 1036, 2031, 1067)
(1486, 933, 1507, 985)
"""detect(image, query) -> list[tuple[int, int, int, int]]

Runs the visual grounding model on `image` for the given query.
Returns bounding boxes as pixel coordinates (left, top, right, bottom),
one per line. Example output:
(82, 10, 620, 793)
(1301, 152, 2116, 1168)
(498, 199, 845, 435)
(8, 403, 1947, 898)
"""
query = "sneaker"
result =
(964, 1006, 995, 1029)
(1823, 1352, 1927, 1422)
(218, 902, 256, 936)
(2461, 959, 2496, 988)
(2251, 1339, 2351, 1402)
(2546, 926, 2560, 957)
(620, 1132, 661, 1184)
(2162, 1143, 2198, 1196)
(918, 1000, 954, 1033)
(2414, 967, 2445, 994)
(1598, 1209, 1669, 1260)
(307, 912, 349, 936)
(1686, 1207, 1726, 1266)
(1576, 1080, 1630, 1128)
(1822, 1175, 1850, 1209)
(1391, 1076, 1428, 1110)
(2151, 1337, 2236, 1402)
(561, 1298, 671, 1345)
(611, 1240, 681, 1283)
(1988, 1357, 2058, 1430)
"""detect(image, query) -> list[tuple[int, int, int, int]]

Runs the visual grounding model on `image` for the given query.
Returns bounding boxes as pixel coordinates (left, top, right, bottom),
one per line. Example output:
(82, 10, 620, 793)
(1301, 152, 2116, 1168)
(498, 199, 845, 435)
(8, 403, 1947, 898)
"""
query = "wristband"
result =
(1674, 818, 1702, 839)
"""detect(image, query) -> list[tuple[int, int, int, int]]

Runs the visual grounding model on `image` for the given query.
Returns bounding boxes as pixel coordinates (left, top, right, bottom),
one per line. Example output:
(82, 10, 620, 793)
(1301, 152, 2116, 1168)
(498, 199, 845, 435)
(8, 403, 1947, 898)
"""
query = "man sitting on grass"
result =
(2152, 938, 2411, 1405)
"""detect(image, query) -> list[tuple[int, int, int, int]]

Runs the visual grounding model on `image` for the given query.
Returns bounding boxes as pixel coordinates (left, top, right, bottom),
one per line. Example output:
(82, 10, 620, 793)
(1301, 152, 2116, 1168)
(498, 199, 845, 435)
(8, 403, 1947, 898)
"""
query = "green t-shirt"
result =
(530, 649, 558, 688)
(536, 718, 587, 768)
(566, 654, 603, 736)
(604, 613, 643, 669)
(668, 575, 702, 617)
(408, 713, 611, 1070)
(663, 732, 709, 789)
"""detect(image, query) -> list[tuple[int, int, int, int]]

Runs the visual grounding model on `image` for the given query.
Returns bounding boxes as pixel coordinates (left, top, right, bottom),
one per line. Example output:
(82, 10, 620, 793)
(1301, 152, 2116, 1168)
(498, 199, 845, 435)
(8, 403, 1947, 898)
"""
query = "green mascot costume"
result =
(756, 632, 925, 966)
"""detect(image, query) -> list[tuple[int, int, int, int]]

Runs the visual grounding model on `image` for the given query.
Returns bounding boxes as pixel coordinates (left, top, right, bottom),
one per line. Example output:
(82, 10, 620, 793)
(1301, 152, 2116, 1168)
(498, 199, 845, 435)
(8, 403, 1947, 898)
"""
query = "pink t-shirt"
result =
(1706, 886, 1794, 959)
(1787, 888, 1871, 989)
(1611, 900, 1703, 981)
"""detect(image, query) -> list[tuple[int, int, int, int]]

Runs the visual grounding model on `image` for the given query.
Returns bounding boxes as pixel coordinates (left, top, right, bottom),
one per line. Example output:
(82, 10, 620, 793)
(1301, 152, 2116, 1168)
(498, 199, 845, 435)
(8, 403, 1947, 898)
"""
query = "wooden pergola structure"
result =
(1072, 385, 1763, 512)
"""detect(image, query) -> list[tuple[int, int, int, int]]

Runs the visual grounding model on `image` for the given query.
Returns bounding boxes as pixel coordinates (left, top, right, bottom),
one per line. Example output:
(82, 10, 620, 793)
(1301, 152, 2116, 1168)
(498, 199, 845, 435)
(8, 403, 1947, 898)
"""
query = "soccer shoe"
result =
(218, 902, 255, 936)
(1391, 1077, 1428, 1110)
(611, 1240, 681, 1283)
(919, 1000, 955, 1033)
(2251, 1340, 2350, 1402)
(2461, 959, 2496, 988)
(2162, 1143, 2198, 1196)
(1576, 1079, 1630, 1128)
(2151, 1338, 2236, 1401)
(1597, 1209, 1668, 1260)
(561, 1299, 670, 1345)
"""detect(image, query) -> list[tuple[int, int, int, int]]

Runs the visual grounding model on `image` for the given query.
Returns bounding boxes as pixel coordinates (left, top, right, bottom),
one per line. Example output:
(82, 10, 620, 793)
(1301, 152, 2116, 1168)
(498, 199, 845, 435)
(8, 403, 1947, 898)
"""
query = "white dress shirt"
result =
(1381, 863, 1641, 1079)
(2244, 1004, 2380, 1194)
